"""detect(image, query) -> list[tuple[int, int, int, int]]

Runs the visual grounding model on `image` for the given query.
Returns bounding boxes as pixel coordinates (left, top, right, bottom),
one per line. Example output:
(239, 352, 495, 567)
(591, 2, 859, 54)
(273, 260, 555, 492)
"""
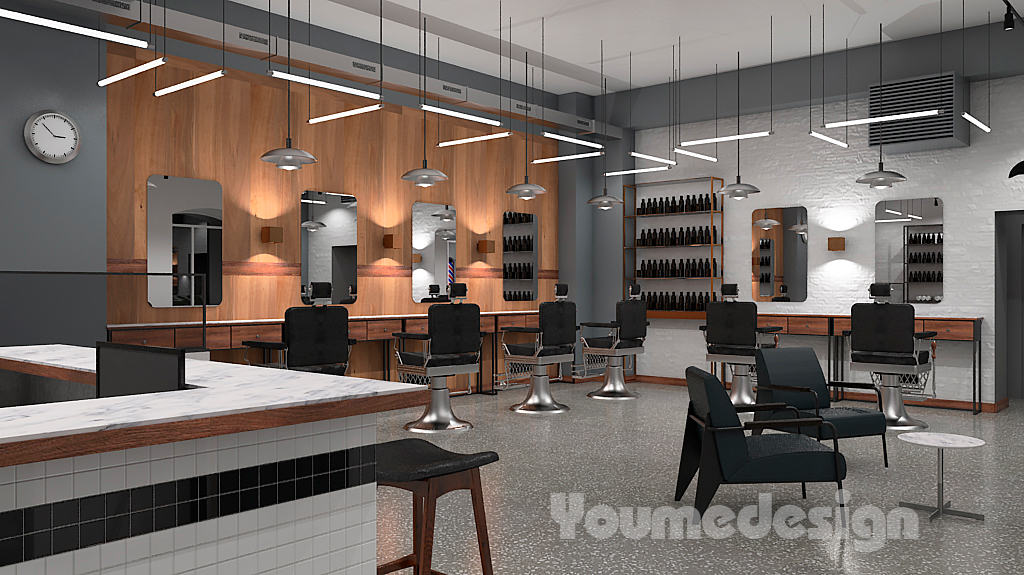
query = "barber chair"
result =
(580, 284, 647, 400)
(500, 283, 575, 413)
(394, 283, 482, 432)
(848, 283, 936, 430)
(701, 284, 782, 406)
(421, 284, 450, 303)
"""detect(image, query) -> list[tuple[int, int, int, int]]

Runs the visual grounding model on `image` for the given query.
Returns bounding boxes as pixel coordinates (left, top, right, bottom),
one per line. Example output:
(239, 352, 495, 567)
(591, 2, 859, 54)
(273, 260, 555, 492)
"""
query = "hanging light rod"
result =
(98, 57, 166, 87)
(885, 208, 903, 215)
(532, 151, 604, 164)
(154, 70, 225, 97)
(0, 7, 148, 48)
(673, 148, 718, 163)
(824, 109, 940, 129)
(604, 166, 670, 177)
(543, 132, 604, 149)
(961, 112, 992, 133)
(308, 104, 382, 125)
(270, 70, 381, 100)
(421, 104, 501, 126)
(809, 130, 849, 148)
(677, 131, 771, 147)
(438, 131, 512, 148)
(630, 151, 676, 166)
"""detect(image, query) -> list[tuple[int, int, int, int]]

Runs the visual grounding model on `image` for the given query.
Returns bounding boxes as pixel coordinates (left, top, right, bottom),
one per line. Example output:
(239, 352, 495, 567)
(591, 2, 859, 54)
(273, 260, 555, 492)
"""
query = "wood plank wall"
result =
(106, 45, 559, 324)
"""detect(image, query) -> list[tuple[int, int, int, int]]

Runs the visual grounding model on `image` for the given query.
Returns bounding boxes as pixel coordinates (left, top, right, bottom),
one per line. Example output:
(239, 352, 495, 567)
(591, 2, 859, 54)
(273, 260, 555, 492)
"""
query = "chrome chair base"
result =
(511, 365, 569, 414)
(588, 356, 638, 400)
(729, 364, 756, 406)
(404, 377, 473, 433)
(880, 378, 928, 431)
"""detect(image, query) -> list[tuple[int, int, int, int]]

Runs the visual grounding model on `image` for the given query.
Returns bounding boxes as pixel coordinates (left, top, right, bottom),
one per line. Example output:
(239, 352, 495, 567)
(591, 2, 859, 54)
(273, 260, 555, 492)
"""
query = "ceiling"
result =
(232, 0, 1010, 95)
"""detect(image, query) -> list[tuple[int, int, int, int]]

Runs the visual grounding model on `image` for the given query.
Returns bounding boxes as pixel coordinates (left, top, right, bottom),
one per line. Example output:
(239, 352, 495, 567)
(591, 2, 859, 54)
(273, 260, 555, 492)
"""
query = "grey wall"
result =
(995, 211, 1024, 400)
(0, 12, 107, 347)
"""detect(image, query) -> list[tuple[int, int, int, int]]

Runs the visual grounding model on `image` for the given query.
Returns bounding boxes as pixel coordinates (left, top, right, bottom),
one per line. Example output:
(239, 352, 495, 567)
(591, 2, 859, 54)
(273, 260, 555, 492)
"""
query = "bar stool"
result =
(376, 439, 498, 575)
(580, 285, 647, 400)
(394, 283, 482, 432)
(500, 283, 576, 413)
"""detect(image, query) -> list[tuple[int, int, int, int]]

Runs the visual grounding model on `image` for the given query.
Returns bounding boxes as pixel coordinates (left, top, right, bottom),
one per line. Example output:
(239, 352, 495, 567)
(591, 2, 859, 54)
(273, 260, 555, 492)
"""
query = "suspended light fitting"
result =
(505, 20, 547, 201)
(542, 132, 603, 149)
(587, 40, 623, 211)
(808, 9, 848, 148)
(438, 131, 512, 147)
(307, 0, 384, 125)
(532, 151, 603, 164)
(401, 5, 448, 187)
(301, 193, 326, 232)
(1005, 1, 1018, 30)
(673, 148, 718, 162)
(433, 205, 455, 222)
(309, 104, 383, 125)
(630, 152, 676, 166)
(615, 54, 676, 177)
(678, 131, 771, 148)
(719, 52, 762, 200)
(605, 167, 670, 177)
(857, 24, 905, 189)
(962, 4, 993, 133)
(156, 0, 228, 97)
(754, 209, 780, 230)
(271, 70, 381, 100)
(100, 58, 166, 87)
(0, 7, 148, 48)
(421, 104, 501, 126)
(261, 0, 317, 170)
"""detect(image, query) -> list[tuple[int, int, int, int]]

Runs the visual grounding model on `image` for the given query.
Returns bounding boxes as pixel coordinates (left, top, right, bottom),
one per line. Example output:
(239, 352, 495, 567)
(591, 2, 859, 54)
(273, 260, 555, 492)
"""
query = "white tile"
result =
(44, 552, 74, 574)
(124, 446, 150, 465)
(150, 530, 174, 556)
(217, 557, 238, 575)
(73, 469, 100, 498)
(45, 473, 73, 503)
(312, 553, 331, 575)
(217, 449, 238, 473)
(236, 552, 258, 575)
(359, 541, 374, 562)
(257, 442, 277, 465)
(16, 462, 44, 481)
(217, 514, 238, 539)
(45, 457, 74, 477)
(73, 454, 101, 473)
(149, 443, 175, 461)
(0, 565, 12, 575)
(360, 426, 375, 446)
(100, 540, 127, 570)
(329, 549, 348, 572)
(0, 484, 14, 512)
(276, 542, 296, 569)
(197, 521, 218, 545)
(295, 423, 314, 438)
(312, 434, 331, 456)
(257, 507, 278, 529)
(237, 431, 259, 447)
(276, 521, 295, 546)
(294, 534, 313, 558)
(100, 450, 126, 469)
(311, 533, 330, 558)
(277, 425, 297, 440)
(125, 533, 151, 564)
(149, 552, 174, 575)
(312, 421, 332, 436)
(174, 524, 197, 551)
(257, 528, 276, 555)
(0, 465, 14, 485)
(196, 542, 218, 568)
(173, 440, 196, 457)
(236, 510, 258, 534)
(217, 433, 238, 450)
(196, 452, 218, 476)
(150, 458, 174, 484)
(196, 436, 219, 454)
(217, 536, 238, 562)
(276, 439, 295, 460)
(173, 455, 196, 480)
(257, 429, 276, 444)
(237, 530, 258, 558)
(73, 546, 100, 574)
(294, 518, 313, 542)
(124, 559, 150, 575)
(172, 548, 196, 573)
(293, 558, 314, 575)
(16, 478, 45, 507)
(295, 437, 313, 458)
(16, 558, 45, 575)
(125, 462, 151, 489)
(237, 446, 257, 469)
(195, 564, 218, 575)
(99, 466, 126, 492)
(256, 549, 276, 571)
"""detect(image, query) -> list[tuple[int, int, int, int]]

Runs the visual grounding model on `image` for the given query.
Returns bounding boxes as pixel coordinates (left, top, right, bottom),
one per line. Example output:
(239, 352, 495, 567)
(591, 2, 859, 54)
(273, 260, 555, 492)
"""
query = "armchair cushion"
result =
(731, 434, 847, 483)
(850, 350, 930, 366)
(757, 407, 885, 439)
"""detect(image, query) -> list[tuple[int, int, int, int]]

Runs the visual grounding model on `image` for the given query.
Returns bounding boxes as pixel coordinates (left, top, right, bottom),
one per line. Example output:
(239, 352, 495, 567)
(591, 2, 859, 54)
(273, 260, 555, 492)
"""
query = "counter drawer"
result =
(757, 316, 788, 333)
(231, 325, 282, 348)
(405, 318, 428, 334)
(348, 321, 368, 341)
(366, 320, 403, 340)
(832, 317, 851, 335)
(110, 328, 175, 348)
(497, 315, 526, 329)
(786, 317, 829, 336)
(524, 315, 539, 329)
(480, 316, 497, 334)
(923, 320, 975, 341)
(175, 326, 231, 349)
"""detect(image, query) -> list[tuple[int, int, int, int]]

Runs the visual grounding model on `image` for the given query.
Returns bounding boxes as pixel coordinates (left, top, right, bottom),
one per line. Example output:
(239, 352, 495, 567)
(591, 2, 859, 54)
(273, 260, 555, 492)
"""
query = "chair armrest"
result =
(392, 332, 430, 340)
(756, 326, 784, 333)
(241, 340, 287, 350)
(735, 403, 801, 418)
(827, 381, 875, 390)
(756, 383, 820, 415)
(501, 326, 541, 333)
(580, 321, 619, 329)
(742, 417, 824, 430)
(698, 325, 707, 332)
(348, 339, 358, 346)
(915, 331, 938, 339)
(841, 329, 852, 337)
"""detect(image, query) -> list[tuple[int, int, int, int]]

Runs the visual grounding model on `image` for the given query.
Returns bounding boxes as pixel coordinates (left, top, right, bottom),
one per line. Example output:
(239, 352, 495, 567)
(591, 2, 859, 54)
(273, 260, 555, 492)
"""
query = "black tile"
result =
(313, 453, 330, 475)
(295, 456, 313, 478)
(154, 505, 176, 531)
(258, 463, 277, 486)
(198, 497, 219, 521)
(360, 444, 376, 466)
(312, 473, 330, 495)
(239, 489, 259, 512)
(130, 486, 154, 512)
(330, 470, 346, 491)
(239, 467, 259, 490)
(295, 477, 312, 500)
(219, 492, 239, 516)
(218, 470, 239, 493)
(330, 451, 347, 471)
(51, 525, 79, 555)
(259, 485, 277, 506)
(154, 481, 177, 507)
(278, 480, 295, 503)
(177, 478, 199, 502)
(79, 519, 105, 548)
(0, 510, 22, 540)
(176, 501, 198, 527)
(51, 500, 79, 528)
(23, 505, 51, 534)
(130, 510, 154, 537)
(105, 515, 130, 542)
(278, 459, 296, 481)
(198, 475, 219, 499)
(0, 536, 22, 567)
(105, 490, 131, 516)
(24, 531, 51, 560)
(80, 495, 105, 522)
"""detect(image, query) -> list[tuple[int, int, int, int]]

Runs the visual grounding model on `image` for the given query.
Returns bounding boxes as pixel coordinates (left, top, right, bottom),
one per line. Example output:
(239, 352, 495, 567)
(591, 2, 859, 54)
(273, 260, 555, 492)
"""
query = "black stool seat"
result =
(376, 439, 498, 482)
(397, 351, 479, 367)
(851, 350, 930, 365)
(584, 336, 644, 349)
(504, 343, 575, 357)
(707, 344, 756, 356)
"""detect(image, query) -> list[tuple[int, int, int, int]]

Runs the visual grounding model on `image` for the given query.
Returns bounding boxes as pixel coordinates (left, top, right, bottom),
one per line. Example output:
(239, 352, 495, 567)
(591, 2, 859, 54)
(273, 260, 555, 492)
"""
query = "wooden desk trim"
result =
(0, 357, 96, 386)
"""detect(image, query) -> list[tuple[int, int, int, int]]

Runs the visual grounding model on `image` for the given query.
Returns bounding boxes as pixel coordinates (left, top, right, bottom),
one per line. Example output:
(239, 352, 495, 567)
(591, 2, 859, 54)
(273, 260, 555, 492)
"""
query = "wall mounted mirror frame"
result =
(751, 206, 808, 302)
(412, 202, 457, 303)
(300, 190, 358, 304)
(875, 198, 943, 304)
(502, 211, 538, 301)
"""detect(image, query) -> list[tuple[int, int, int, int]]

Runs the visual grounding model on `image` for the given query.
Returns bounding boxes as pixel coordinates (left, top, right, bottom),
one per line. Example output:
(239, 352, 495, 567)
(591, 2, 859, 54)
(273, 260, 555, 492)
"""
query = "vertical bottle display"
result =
(902, 224, 944, 303)
(503, 212, 539, 302)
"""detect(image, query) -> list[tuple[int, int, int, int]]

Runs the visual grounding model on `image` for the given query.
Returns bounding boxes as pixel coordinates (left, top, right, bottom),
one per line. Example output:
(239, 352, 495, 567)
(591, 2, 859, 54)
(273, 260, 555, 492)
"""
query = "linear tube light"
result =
(270, 70, 381, 101)
(875, 218, 912, 223)
(884, 208, 902, 215)
(154, 70, 225, 97)
(604, 166, 670, 177)
(962, 112, 992, 133)
(438, 131, 513, 148)
(421, 104, 501, 126)
(809, 131, 849, 148)
(532, 151, 604, 164)
(824, 109, 940, 129)
(677, 131, 771, 148)
(907, 213, 923, 220)
(630, 151, 676, 166)
(300, 199, 327, 205)
(98, 57, 166, 87)
(543, 132, 604, 149)
(673, 148, 718, 163)
(0, 7, 148, 48)
(308, 104, 382, 125)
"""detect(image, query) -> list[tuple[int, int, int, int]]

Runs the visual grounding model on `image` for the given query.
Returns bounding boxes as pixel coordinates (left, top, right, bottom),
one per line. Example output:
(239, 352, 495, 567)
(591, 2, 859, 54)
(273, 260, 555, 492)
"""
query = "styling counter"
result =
(0, 344, 426, 573)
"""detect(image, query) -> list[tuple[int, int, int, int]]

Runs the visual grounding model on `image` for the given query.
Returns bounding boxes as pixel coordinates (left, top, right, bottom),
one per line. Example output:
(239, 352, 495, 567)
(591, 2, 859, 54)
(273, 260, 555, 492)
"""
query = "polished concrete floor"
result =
(377, 381, 1022, 574)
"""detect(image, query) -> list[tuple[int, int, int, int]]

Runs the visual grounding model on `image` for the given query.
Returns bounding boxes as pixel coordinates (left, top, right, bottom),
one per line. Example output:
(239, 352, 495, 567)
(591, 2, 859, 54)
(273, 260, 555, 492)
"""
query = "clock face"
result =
(24, 111, 81, 164)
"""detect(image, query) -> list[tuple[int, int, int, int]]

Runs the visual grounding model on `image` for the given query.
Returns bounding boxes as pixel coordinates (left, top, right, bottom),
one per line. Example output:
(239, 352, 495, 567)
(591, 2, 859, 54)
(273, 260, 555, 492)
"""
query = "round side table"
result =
(898, 432, 985, 522)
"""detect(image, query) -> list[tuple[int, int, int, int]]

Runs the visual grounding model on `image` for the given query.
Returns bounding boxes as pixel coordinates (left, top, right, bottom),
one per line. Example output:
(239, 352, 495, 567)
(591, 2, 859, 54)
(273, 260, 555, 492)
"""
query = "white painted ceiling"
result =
(232, 0, 1009, 94)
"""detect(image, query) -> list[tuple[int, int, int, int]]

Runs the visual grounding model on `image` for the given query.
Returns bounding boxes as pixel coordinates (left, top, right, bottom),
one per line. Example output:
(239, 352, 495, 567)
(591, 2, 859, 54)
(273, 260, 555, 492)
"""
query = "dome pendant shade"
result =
(402, 160, 449, 188)
(856, 161, 906, 189)
(754, 218, 780, 230)
(1009, 160, 1024, 179)
(718, 177, 761, 200)
(261, 138, 317, 171)
(301, 220, 326, 232)
(505, 176, 547, 201)
(586, 189, 623, 211)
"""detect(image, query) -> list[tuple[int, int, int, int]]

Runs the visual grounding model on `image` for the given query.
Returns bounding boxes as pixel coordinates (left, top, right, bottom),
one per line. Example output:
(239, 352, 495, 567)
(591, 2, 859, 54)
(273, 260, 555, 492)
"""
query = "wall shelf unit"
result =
(902, 223, 944, 303)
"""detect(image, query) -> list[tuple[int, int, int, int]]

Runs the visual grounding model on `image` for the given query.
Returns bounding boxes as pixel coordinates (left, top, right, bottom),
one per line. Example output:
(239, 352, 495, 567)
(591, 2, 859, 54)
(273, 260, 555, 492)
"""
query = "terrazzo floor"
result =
(377, 381, 1023, 574)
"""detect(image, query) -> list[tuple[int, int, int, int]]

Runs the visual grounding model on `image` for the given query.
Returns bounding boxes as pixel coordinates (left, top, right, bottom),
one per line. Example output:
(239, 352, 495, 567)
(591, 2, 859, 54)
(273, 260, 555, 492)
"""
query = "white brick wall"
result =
(633, 75, 1024, 404)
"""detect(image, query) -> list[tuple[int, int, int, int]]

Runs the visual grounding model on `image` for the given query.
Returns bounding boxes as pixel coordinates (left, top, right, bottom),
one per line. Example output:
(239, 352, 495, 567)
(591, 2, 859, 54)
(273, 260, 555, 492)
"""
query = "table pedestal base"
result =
(899, 448, 984, 522)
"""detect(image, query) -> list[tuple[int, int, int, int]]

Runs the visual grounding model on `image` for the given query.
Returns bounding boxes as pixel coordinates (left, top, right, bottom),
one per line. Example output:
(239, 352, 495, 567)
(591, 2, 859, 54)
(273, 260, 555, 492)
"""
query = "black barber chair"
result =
(421, 284, 450, 303)
(848, 283, 936, 430)
(394, 283, 482, 432)
(500, 283, 575, 413)
(580, 284, 647, 400)
(701, 284, 782, 405)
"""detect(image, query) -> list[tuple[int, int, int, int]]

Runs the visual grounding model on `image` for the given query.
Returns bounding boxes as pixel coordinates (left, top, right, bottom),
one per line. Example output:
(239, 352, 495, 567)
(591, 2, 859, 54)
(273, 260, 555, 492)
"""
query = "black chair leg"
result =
(801, 482, 806, 499)
(750, 427, 764, 436)
(836, 480, 846, 528)
(693, 431, 723, 515)
(674, 409, 702, 501)
(881, 433, 889, 468)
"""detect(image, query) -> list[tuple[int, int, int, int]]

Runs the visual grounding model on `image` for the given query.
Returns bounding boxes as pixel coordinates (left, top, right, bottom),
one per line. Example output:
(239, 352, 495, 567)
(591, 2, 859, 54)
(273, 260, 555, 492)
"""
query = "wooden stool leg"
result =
(417, 480, 439, 575)
(469, 469, 494, 575)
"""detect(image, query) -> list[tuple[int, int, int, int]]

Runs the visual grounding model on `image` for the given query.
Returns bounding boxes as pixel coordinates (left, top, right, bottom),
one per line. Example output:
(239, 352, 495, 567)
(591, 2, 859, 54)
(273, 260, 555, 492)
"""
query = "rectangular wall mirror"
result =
(875, 198, 943, 303)
(751, 207, 808, 302)
(300, 191, 358, 304)
(412, 202, 456, 303)
(502, 211, 538, 301)
(147, 175, 223, 308)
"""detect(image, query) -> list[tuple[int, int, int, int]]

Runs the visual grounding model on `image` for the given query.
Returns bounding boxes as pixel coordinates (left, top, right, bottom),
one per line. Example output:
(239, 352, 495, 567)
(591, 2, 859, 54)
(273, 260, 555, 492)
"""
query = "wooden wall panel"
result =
(107, 46, 559, 325)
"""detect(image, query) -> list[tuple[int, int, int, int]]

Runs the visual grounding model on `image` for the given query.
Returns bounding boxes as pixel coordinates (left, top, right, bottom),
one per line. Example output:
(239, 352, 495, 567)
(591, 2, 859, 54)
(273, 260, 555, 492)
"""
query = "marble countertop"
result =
(107, 309, 538, 329)
(0, 344, 422, 446)
(898, 432, 986, 448)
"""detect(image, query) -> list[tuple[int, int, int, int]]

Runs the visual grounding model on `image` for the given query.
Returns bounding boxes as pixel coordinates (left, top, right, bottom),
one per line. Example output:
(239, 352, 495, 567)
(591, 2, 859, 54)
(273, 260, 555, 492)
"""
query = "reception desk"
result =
(0, 345, 425, 572)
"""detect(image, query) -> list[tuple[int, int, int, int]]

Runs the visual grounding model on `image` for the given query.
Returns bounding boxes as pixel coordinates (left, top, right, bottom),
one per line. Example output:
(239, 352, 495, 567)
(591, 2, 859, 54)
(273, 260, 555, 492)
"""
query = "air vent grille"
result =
(868, 72, 969, 153)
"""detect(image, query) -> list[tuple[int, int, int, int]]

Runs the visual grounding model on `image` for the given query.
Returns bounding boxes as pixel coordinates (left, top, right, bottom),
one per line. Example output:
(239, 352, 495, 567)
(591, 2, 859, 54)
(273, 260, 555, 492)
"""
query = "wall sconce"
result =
(411, 253, 423, 264)
(382, 234, 397, 249)
(476, 239, 495, 254)
(827, 237, 846, 252)
(260, 227, 284, 243)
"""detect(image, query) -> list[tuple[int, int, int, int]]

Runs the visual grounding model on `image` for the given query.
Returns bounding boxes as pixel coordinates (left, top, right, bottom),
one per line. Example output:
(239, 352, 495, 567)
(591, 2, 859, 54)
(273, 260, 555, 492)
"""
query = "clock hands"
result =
(42, 122, 66, 139)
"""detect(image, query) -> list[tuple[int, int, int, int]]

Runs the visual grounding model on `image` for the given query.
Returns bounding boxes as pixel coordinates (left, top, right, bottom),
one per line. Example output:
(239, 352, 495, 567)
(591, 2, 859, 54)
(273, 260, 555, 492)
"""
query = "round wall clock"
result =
(24, 110, 81, 164)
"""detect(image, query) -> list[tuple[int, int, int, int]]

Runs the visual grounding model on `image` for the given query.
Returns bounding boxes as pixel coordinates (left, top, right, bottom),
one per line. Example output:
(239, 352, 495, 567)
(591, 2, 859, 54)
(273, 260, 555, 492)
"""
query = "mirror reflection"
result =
(502, 211, 538, 301)
(147, 175, 223, 308)
(875, 198, 944, 303)
(300, 191, 358, 304)
(412, 202, 457, 303)
(751, 207, 808, 302)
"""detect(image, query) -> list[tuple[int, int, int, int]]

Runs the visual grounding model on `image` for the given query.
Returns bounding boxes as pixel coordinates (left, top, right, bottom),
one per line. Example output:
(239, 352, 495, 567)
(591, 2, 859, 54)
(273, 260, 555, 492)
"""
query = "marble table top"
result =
(898, 432, 986, 449)
(0, 344, 421, 446)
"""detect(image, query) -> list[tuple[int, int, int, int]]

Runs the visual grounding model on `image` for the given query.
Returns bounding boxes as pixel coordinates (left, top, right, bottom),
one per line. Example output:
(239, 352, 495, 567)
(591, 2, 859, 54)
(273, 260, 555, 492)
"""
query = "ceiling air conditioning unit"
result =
(868, 72, 969, 154)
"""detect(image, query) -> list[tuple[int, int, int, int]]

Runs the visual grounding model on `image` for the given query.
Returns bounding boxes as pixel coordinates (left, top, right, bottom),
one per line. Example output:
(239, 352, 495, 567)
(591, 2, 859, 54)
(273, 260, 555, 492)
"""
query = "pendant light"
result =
(719, 52, 761, 200)
(506, 19, 547, 200)
(261, 0, 317, 170)
(587, 40, 623, 211)
(788, 209, 808, 237)
(856, 24, 906, 189)
(301, 193, 326, 232)
(402, 2, 448, 187)
(754, 209, 780, 230)
(432, 205, 455, 222)
(962, 2, 992, 133)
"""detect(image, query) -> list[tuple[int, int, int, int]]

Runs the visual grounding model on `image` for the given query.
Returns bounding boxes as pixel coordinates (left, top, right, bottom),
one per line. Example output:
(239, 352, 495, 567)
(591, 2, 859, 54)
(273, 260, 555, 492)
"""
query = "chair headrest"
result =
(308, 282, 332, 303)
(869, 283, 892, 300)
(449, 283, 468, 299)
(628, 283, 642, 299)
(721, 283, 739, 300)
(555, 283, 569, 299)
(428, 284, 441, 295)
